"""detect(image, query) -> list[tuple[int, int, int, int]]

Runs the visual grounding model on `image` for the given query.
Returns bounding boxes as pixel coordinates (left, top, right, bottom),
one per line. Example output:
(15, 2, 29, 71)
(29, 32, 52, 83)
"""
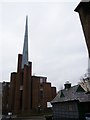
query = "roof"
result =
(32, 75, 47, 79)
(51, 85, 90, 104)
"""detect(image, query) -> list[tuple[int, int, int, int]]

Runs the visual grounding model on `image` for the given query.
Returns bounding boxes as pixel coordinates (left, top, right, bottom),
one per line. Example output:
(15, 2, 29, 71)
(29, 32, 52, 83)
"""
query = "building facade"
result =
(31, 76, 56, 111)
(2, 82, 10, 115)
(7, 16, 56, 114)
(51, 82, 90, 120)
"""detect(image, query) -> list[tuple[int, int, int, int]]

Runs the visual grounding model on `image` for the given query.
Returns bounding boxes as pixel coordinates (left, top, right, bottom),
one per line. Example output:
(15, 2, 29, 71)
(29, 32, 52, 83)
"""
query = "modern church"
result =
(7, 16, 56, 114)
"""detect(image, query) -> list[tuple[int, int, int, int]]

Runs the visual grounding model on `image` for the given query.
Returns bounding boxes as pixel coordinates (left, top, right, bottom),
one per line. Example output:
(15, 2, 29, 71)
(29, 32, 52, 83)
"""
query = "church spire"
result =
(21, 16, 28, 69)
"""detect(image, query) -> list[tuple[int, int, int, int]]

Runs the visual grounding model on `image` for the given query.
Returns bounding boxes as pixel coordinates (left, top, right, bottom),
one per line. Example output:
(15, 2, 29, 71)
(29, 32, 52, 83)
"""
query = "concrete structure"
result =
(75, 1, 90, 58)
(7, 16, 56, 114)
(51, 82, 90, 120)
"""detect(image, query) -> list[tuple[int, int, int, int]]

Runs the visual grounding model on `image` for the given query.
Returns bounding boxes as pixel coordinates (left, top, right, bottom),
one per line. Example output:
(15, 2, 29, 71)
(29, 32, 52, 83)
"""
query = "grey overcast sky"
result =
(0, 0, 89, 91)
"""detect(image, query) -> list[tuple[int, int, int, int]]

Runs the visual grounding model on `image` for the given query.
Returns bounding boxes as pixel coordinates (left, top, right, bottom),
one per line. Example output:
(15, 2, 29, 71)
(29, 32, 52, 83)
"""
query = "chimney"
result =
(64, 81, 71, 89)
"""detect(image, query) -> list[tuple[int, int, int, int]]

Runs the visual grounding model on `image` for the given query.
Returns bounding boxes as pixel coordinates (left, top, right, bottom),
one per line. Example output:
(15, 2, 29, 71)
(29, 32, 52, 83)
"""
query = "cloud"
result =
(1, 0, 81, 3)
(1, 2, 88, 91)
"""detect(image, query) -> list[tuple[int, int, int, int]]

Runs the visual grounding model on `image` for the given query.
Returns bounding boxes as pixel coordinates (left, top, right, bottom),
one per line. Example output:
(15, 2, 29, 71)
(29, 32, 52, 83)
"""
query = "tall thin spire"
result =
(21, 16, 28, 69)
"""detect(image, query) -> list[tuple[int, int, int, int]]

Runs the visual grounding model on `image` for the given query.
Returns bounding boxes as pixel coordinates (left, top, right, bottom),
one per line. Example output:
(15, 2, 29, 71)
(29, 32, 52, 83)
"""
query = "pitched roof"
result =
(51, 85, 90, 104)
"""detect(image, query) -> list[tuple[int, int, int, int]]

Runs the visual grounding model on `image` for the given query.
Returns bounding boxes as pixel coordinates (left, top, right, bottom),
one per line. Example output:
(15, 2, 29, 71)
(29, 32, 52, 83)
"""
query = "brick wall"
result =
(31, 76, 56, 111)
(8, 54, 56, 114)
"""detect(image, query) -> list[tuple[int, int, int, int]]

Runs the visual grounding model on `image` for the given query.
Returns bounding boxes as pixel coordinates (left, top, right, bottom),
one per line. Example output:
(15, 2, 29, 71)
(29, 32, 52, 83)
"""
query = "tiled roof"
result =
(51, 85, 90, 104)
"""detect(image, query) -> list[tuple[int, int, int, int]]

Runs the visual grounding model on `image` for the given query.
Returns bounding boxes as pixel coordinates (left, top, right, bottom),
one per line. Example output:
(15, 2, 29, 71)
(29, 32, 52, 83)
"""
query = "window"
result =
(68, 105, 73, 111)
(20, 85, 23, 90)
(40, 88, 44, 99)
(76, 85, 85, 92)
(40, 78, 43, 84)
(60, 90, 65, 98)
(40, 78, 46, 84)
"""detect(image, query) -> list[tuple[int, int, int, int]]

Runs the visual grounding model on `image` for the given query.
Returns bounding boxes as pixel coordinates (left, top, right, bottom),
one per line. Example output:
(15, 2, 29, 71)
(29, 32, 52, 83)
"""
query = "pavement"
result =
(12, 116, 46, 120)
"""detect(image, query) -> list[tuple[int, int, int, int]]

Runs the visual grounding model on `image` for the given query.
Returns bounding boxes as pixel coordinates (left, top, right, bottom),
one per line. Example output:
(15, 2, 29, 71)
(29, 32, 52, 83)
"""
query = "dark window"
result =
(40, 89, 44, 99)
(20, 91, 23, 109)
(40, 78, 46, 84)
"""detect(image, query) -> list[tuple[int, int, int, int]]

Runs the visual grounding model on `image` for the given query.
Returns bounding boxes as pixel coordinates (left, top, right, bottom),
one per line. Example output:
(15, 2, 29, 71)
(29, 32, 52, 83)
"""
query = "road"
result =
(12, 116, 46, 120)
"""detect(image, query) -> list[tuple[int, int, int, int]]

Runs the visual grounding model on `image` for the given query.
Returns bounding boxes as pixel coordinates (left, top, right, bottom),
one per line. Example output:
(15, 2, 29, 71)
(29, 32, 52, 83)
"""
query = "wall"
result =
(52, 101, 79, 120)
(31, 76, 56, 111)
(2, 82, 10, 114)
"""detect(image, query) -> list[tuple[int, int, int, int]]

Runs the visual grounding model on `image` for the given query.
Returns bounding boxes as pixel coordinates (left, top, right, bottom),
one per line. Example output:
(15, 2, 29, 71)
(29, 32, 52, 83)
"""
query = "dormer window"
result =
(76, 85, 85, 92)
(60, 90, 65, 98)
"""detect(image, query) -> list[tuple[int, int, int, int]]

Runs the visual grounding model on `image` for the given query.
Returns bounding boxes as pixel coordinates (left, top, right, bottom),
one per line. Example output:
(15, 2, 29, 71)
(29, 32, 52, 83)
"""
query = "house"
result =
(51, 81, 90, 120)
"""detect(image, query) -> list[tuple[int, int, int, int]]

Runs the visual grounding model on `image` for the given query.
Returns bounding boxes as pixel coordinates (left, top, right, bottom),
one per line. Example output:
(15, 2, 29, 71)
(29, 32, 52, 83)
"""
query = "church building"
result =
(8, 16, 56, 114)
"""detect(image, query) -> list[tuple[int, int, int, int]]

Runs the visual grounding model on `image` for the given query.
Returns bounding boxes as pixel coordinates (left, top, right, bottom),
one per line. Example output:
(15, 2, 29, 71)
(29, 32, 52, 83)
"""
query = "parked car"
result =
(85, 113, 90, 120)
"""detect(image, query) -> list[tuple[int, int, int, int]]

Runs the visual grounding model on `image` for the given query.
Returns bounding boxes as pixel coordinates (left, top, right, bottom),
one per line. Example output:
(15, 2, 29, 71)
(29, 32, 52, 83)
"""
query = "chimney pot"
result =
(64, 81, 71, 89)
